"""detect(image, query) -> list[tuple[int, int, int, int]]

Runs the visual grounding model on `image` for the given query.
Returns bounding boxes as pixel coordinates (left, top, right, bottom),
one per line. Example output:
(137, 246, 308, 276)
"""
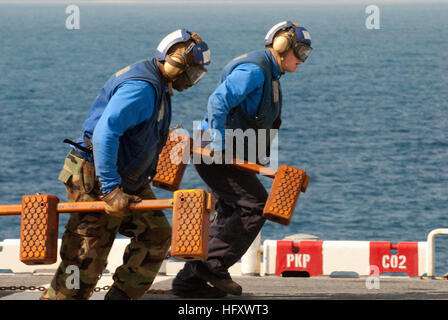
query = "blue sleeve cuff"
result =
(101, 183, 118, 196)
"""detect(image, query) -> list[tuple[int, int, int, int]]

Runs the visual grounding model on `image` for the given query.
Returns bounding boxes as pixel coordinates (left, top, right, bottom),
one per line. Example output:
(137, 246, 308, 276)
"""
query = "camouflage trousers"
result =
(41, 150, 171, 300)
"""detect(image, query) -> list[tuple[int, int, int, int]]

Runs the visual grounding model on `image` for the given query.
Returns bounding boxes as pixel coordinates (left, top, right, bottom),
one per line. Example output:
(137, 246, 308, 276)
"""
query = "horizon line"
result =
(0, 0, 446, 4)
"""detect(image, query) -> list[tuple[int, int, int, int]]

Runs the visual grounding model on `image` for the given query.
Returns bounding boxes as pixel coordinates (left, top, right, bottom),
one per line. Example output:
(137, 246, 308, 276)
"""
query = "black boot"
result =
(104, 285, 131, 300)
(191, 262, 242, 296)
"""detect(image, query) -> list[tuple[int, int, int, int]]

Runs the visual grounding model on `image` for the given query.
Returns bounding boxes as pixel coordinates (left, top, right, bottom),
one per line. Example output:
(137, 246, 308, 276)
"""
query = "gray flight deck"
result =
(1, 274, 448, 300)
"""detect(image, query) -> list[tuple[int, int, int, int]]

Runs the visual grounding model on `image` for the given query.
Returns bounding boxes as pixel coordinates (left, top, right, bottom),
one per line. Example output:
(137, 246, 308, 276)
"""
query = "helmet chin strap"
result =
(167, 82, 174, 97)
(268, 47, 285, 74)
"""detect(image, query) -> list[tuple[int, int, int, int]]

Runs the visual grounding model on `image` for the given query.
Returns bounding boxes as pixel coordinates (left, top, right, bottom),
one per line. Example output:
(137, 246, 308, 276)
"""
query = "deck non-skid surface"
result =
(1, 274, 448, 300)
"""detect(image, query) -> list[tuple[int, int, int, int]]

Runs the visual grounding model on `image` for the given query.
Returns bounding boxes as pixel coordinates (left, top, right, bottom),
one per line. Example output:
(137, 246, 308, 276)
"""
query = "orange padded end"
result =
(152, 132, 190, 191)
(171, 190, 213, 261)
(20, 195, 59, 265)
(263, 165, 308, 226)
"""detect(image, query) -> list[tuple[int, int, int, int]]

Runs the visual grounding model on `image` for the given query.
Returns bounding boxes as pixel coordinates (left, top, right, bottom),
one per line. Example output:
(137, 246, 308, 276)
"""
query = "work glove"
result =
(101, 186, 141, 217)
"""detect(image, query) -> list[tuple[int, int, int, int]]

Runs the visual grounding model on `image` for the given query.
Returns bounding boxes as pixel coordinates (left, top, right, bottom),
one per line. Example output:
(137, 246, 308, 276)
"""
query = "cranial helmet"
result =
(265, 21, 312, 62)
(155, 29, 211, 85)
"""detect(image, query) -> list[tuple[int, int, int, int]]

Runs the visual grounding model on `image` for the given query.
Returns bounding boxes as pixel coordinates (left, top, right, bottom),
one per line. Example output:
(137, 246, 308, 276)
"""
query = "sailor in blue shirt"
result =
(91, 80, 158, 195)
(172, 21, 313, 298)
(42, 29, 211, 301)
(198, 57, 281, 153)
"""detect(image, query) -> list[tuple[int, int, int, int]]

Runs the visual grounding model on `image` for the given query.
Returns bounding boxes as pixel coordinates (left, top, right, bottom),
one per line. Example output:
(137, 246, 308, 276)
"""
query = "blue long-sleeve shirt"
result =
(92, 80, 156, 195)
(199, 51, 281, 151)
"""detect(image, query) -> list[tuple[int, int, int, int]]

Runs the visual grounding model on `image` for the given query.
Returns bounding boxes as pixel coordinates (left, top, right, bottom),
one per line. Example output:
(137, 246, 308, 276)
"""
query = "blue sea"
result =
(0, 3, 447, 275)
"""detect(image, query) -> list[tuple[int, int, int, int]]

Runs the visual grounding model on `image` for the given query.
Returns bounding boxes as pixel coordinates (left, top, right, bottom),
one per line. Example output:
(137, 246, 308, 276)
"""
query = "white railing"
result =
(0, 229, 446, 277)
(425, 228, 448, 277)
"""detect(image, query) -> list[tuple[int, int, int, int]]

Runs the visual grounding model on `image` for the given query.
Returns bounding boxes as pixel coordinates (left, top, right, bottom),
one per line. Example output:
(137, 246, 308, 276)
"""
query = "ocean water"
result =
(0, 3, 447, 275)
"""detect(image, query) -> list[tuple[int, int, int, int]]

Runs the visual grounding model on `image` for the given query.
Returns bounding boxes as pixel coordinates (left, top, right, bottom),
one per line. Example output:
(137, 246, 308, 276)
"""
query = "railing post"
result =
(241, 232, 261, 276)
(426, 228, 448, 278)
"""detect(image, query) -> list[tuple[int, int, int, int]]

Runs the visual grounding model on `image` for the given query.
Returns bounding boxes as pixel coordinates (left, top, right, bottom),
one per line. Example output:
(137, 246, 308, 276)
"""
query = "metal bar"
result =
(191, 140, 309, 192)
(0, 199, 174, 216)
(0, 204, 22, 216)
(192, 146, 277, 178)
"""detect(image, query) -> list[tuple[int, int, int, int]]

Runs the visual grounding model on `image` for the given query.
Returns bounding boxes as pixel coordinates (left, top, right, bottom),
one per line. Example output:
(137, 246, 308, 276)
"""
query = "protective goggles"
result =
(265, 21, 313, 62)
(292, 41, 313, 62)
(184, 64, 208, 85)
(182, 42, 209, 85)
